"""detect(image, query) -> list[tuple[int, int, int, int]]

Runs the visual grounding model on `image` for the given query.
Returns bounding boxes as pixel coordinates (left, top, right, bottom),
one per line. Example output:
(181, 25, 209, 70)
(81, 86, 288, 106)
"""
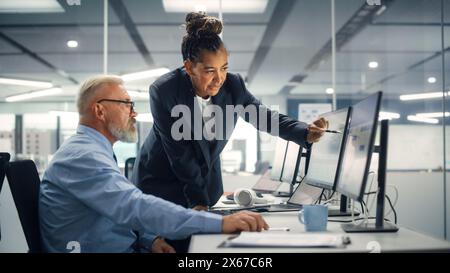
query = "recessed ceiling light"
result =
(0, 77, 53, 88)
(368, 61, 378, 69)
(427, 77, 437, 84)
(0, 0, 64, 13)
(67, 40, 78, 48)
(379, 111, 400, 120)
(325, 88, 334, 94)
(407, 115, 439, 124)
(162, 0, 268, 13)
(121, 68, 170, 82)
(416, 112, 450, 118)
(194, 4, 207, 12)
(5, 88, 62, 102)
(399, 91, 450, 101)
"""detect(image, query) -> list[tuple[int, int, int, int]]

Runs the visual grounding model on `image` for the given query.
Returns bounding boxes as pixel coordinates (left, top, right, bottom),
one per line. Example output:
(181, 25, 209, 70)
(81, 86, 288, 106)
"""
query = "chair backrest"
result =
(0, 153, 10, 193)
(6, 160, 42, 253)
(124, 157, 136, 180)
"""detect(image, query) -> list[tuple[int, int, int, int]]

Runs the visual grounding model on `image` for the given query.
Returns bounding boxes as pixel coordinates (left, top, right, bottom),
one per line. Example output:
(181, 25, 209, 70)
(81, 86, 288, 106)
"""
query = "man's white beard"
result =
(108, 121, 138, 143)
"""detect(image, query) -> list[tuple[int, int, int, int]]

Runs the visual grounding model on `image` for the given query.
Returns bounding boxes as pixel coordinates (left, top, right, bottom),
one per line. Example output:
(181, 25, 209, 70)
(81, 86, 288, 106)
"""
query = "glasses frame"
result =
(97, 99, 135, 115)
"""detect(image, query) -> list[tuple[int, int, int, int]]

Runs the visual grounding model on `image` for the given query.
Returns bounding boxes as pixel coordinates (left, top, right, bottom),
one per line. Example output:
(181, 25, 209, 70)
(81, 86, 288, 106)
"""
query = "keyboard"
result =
(265, 203, 302, 212)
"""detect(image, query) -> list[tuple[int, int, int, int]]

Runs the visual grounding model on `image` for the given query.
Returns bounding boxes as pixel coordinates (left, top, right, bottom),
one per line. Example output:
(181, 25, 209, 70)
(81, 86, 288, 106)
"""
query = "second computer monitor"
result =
(280, 141, 302, 184)
(270, 138, 288, 181)
(306, 107, 351, 191)
(335, 91, 382, 202)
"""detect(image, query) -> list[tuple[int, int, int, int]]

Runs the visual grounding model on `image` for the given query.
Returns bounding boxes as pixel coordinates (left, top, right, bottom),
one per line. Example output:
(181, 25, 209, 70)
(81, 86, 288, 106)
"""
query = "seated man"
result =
(39, 75, 268, 253)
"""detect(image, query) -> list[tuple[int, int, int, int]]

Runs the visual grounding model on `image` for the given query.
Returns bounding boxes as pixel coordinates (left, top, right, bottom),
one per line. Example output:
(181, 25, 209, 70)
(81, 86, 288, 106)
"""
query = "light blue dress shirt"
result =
(39, 125, 222, 253)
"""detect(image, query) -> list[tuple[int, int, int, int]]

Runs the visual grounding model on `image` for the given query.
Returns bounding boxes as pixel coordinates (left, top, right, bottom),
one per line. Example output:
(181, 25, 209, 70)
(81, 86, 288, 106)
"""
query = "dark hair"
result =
(181, 12, 224, 62)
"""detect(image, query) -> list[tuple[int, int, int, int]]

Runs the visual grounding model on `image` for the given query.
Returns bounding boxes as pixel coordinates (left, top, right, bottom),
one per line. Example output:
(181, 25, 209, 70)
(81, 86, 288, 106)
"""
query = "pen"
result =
(267, 227, 290, 231)
(324, 129, 342, 134)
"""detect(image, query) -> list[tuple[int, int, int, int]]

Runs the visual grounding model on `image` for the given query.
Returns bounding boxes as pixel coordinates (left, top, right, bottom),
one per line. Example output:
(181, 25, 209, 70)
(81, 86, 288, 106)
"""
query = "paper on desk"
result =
(224, 232, 347, 248)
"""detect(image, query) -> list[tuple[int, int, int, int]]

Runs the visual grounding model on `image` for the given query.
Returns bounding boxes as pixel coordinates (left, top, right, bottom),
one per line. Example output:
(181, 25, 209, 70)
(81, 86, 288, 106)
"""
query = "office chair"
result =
(0, 152, 11, 241)
(0, 152, 10, 193)
(124, 157, 136, 180)
(6, 160, 42, 253)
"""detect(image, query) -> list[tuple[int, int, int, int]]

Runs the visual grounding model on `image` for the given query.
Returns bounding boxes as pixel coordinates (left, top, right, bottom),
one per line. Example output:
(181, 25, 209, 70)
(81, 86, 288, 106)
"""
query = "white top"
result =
(196, 95, 215, 140)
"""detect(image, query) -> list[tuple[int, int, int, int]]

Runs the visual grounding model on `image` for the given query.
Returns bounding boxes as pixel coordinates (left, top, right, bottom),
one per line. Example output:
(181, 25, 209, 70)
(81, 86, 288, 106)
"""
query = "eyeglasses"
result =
(97, 99, 135, 115)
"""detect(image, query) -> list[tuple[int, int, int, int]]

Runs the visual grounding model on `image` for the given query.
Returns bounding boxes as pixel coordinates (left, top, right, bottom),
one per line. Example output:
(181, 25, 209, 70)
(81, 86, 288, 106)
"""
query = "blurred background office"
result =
(0, 0, 449, 252)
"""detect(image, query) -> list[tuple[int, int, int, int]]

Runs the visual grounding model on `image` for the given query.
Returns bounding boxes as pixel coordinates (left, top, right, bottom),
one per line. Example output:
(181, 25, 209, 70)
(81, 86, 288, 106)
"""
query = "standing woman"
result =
(132, 12, 326, 251)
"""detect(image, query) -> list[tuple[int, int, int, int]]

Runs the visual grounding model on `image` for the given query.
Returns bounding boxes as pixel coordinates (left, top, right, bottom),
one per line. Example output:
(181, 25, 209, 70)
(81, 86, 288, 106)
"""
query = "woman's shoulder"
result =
(224, 72, 246, 92)
(151, 67, 183, 89)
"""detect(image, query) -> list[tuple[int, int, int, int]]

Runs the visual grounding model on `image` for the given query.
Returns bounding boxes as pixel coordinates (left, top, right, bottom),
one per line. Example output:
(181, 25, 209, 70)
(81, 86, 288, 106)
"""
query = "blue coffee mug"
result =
(298, 204, 328, 232)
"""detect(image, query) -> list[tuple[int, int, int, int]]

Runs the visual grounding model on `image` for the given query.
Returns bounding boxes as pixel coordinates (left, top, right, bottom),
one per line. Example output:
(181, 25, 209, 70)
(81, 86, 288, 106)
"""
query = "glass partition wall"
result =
(0, 0, 448, 240)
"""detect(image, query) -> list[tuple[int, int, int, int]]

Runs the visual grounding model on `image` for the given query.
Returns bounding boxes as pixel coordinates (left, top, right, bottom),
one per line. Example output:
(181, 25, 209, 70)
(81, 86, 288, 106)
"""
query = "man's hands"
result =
(222, 210, 269, 233)
(151, 237, 176, 253)
(192, 205, 208, 211)
(306, 117, 329, 143)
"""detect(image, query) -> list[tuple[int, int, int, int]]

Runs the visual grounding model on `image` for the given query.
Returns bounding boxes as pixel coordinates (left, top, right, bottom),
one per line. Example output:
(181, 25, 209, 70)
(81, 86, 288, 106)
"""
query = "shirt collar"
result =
(76, 124, 114, 156)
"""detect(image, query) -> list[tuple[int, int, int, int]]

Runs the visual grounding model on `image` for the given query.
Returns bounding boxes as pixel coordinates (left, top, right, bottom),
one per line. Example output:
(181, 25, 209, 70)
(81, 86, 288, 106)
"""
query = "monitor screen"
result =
(306, 107, 351, 190)
(280, 141, 301, 184)
(335, 92, 382, 202)
(270, 138, 288, 181)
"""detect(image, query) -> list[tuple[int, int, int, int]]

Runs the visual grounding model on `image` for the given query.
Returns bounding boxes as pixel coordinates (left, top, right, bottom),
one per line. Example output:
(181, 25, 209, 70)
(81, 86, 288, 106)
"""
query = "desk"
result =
(189, 211, 450, 253)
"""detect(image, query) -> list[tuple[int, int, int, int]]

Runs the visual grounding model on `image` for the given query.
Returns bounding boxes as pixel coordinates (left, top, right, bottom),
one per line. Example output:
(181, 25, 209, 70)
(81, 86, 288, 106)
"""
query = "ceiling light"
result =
(399, 91, 450, 101)
(136, 113, 154, 123)
(0, 0, 64, 13)
(127, 90, 149, 99)
(0, 77, 53, 88)
(194, 4, 207, 12)
(162, 0, 268, 13)
(67, 40, 78, 48)
(379, 111, 400, 120)
(368, 61, 378, 69)
(121, 68, 170, 82)
(407, 115, 439, 124)
(325, 88, 334, 94)
(427, 77, 437, 84)
(416, 112, 450, 118)
(5, 88, 62, 102)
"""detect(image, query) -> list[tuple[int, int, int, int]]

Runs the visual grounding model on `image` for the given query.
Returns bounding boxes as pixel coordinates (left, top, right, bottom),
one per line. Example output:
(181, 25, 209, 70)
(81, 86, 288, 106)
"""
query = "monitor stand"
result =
(341, 221, 398, 232)
(328, 195, 360, 217)
(341, 120, 399, 233)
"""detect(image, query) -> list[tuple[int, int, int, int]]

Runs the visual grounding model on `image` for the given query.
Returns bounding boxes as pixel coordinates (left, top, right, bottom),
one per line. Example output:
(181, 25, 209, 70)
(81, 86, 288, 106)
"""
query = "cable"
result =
(315, 188, 325, 204)
(385, 195, 397, 224)
(384, 184, 399, 219)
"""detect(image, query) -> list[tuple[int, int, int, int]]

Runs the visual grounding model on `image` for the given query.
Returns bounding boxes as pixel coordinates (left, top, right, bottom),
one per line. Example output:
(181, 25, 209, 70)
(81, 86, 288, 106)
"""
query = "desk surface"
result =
(189, 211, 450, 253)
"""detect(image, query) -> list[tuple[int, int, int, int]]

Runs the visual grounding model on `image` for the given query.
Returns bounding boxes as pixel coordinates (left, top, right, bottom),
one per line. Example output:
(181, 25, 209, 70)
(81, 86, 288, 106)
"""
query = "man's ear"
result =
(94, 103, 106, 122)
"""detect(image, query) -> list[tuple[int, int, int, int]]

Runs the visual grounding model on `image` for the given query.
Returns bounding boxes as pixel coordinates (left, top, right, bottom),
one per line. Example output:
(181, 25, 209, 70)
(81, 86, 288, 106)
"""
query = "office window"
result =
(0, 114, 15, 155)
(22, 114, 57, 174)
(222, 117, 258, 173)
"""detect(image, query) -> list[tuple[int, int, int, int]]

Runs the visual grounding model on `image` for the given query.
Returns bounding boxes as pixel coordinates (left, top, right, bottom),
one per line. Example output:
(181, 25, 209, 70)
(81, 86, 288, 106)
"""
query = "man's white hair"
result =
(77, 75, 123, 115)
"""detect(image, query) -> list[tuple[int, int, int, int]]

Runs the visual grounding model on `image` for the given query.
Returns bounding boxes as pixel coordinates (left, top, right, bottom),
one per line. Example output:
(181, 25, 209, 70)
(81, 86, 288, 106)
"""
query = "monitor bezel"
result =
(305, 107, 352, 191)
(269, 138, 288, 181)
(280, 141, 302, 184)
(335, 91, 382, 202)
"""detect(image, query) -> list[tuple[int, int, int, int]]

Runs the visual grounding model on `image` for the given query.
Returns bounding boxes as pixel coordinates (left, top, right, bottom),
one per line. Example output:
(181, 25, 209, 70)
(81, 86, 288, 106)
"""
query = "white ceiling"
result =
(0, 0, 449, 104)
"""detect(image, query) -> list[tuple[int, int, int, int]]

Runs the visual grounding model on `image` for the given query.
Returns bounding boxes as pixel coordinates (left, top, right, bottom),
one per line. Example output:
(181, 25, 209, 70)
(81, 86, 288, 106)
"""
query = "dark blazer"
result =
(132, 67, 310, 208)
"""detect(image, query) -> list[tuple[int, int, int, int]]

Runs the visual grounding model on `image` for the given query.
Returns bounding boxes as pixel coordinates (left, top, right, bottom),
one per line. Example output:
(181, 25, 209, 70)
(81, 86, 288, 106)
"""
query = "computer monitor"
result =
(335, 91, 382, 202)
(280, 141, 302, 184)
(306, 107, 351, 191)
(270, 138, 288, 181)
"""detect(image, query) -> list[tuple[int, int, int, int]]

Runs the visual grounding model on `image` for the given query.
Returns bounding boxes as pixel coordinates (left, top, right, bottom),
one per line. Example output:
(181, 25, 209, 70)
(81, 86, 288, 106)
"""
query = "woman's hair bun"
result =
(185, 12, 223, 36)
